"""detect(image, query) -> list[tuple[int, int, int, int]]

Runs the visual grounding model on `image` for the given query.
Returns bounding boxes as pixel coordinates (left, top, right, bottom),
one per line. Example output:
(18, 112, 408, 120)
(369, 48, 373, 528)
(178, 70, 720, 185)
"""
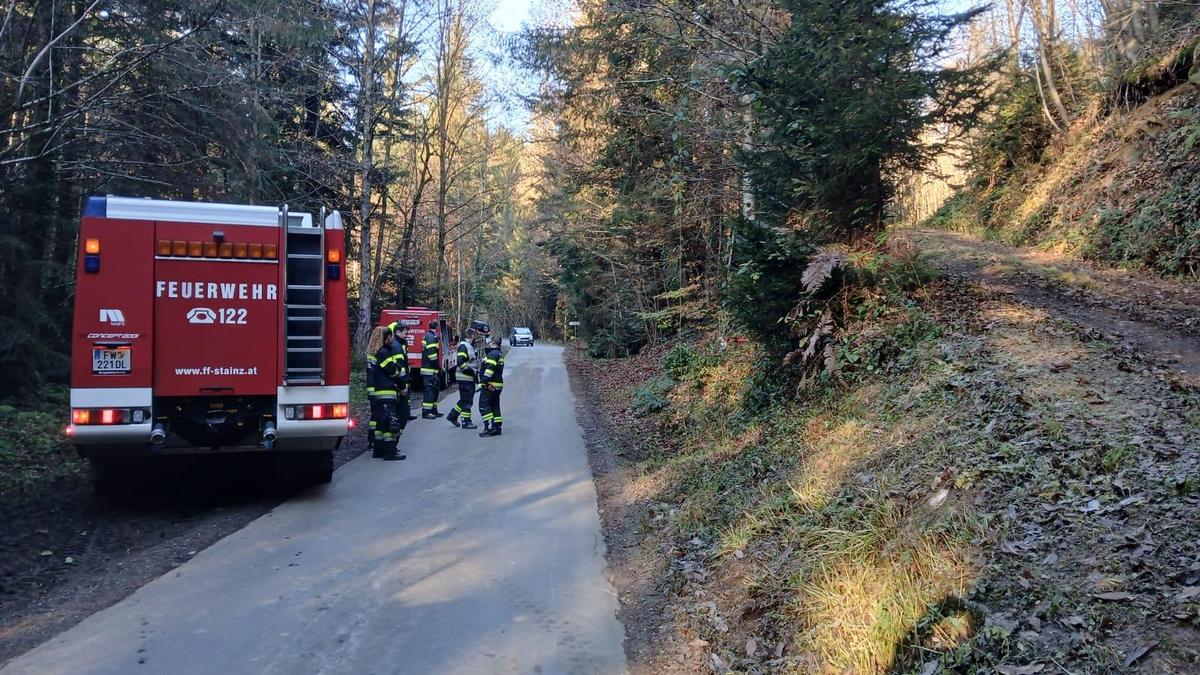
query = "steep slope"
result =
(569, 258, 1200, 672)
(931, 81, 1200, 277)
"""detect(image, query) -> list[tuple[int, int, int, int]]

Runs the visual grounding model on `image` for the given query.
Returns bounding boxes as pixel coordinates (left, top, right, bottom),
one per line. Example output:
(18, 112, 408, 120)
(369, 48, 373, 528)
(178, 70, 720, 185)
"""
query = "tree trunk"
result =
(1031, 0, 1071, 127)
(353, 0, 380, 356)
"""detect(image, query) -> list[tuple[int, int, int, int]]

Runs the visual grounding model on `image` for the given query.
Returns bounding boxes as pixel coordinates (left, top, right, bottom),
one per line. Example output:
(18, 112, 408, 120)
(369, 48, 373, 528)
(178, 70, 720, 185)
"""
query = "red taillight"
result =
(72, 408, 143, 426)
(287, 404, 350, 420)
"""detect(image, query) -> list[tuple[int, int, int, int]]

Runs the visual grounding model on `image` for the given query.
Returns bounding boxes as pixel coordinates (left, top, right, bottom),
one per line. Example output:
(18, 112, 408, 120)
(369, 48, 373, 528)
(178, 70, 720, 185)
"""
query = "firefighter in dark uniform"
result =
(420, 320, 442, 419)
(478, 335, 505, 437)
(365, 339, 379, 454)
(368, 325, 406, 461)
(446, 328, 479, 429)
(388, 321, 417, 422)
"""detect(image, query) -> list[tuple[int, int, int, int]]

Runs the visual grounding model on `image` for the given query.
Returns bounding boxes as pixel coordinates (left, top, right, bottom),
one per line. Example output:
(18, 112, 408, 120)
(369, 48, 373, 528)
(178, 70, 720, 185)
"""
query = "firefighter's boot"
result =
(373, 431, 389, 458)
(446, 409, 460, 427)
(370, 433, 381, 458)
(461, 420, 478, 430)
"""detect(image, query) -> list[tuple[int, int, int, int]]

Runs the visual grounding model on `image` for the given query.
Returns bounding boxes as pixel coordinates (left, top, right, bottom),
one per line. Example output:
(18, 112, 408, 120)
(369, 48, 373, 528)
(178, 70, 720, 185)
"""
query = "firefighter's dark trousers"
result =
(480, 387, 502, 429)
(367, 394, 377, 451)
(397, 392, 411, 428)
(422, 374, 439, 413)
(375, 399, 400, 457)
(447, 381, 475, 423)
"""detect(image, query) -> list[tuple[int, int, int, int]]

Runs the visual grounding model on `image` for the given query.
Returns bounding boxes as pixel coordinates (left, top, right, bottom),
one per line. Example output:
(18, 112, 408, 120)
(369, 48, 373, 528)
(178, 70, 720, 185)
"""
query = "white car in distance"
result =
(510, 327, 534, 347)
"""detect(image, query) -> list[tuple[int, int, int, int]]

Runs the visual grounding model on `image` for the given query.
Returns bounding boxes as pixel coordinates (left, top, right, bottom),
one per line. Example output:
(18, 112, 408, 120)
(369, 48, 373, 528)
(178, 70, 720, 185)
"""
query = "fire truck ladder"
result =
(281, 204, 326, 386)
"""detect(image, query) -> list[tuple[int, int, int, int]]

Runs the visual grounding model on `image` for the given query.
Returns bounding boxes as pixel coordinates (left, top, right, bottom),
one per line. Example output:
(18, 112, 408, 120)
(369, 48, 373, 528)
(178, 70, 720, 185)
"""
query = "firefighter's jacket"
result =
(365, 352, 378, 400)
(421, 329, 439, 375)
(479, 347, 505, 390)
(456, 340, 477, 382)
(389, 336, 410, 394)
(371, 343, 403, 399)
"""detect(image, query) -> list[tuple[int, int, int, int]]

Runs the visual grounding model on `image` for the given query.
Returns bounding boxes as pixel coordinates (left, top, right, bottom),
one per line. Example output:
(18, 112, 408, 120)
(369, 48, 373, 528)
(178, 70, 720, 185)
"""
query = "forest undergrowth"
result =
(569, 250, 1200, 673)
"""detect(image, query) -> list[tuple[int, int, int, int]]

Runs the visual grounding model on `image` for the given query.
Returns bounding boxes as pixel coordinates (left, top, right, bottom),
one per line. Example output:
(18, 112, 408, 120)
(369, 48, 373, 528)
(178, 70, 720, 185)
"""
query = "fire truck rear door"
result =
(153, 222, 280, 396)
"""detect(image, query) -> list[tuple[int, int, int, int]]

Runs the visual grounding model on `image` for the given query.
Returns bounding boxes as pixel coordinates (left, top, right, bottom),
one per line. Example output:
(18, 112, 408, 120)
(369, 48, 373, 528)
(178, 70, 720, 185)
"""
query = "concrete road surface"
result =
(2, 344, 626, 675)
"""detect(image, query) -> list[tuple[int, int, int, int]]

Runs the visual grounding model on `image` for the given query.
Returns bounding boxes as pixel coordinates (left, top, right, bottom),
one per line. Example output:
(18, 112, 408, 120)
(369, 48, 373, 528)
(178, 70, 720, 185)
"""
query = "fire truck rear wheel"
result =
(290, 451, 333, 486)
(89, 458, 140, 499)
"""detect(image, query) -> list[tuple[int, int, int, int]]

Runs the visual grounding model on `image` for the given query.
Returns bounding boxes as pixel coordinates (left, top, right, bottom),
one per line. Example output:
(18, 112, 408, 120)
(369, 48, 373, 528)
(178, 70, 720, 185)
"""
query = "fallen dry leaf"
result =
(1123, 641, 1157, 668)
(1093, 591, 1136, 601)
(1176, 586, 1200, 602)
(997, 663, 1045, 675)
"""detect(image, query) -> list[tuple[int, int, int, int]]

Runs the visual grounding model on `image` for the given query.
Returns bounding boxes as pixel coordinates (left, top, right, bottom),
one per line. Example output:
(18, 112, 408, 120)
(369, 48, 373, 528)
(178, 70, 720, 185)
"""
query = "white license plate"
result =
(92, 347, 131, 375)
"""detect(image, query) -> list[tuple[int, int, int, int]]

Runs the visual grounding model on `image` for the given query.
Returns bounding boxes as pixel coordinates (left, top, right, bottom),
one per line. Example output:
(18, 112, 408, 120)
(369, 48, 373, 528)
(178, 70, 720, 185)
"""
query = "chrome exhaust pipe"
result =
(262, 421, 277, 447)
(150, 422, 166, 445)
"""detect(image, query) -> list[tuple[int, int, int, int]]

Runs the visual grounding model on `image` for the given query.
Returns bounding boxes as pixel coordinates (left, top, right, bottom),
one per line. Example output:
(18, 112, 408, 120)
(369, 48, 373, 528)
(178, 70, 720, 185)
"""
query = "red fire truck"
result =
(378, 307, 455, 388)
(67, 196, 350, 488)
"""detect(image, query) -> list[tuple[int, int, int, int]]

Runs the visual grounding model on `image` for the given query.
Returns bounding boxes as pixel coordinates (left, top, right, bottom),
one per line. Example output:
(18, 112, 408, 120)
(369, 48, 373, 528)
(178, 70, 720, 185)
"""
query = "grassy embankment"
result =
(927, 78, 1200, 278)
(0, 388, 83, 504)
(580, 251, 1200, 672)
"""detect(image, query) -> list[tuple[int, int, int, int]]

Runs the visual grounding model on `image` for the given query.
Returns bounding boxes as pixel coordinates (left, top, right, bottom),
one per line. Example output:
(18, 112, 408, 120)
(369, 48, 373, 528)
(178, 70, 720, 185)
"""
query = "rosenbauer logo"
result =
(99, 309, 126, 326)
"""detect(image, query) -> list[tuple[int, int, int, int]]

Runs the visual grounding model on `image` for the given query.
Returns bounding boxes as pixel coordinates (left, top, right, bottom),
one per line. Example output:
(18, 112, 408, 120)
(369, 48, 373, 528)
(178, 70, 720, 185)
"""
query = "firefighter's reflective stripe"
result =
(456, 342, 476, 379)
(421, 330, 439, 375)
(365, 354, 378, 396)
(481, 357, 504, 389)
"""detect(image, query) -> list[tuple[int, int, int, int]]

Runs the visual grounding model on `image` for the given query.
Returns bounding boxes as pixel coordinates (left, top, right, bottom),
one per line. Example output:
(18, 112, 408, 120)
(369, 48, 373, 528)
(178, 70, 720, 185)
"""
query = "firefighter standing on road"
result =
(420, 321, 443, 419)
(446, 328, 479, 429)
(365, 334, 379, 453)
(367, 325, 406, 461)
(478, 335, 505, 437)
(388, 321, 417, 423)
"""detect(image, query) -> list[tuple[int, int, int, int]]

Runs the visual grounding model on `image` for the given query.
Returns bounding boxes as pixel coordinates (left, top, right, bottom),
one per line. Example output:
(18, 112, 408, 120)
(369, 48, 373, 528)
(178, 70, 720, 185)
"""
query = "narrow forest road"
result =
(0, 345, 626, 675)
(910, 228, 1200, 385)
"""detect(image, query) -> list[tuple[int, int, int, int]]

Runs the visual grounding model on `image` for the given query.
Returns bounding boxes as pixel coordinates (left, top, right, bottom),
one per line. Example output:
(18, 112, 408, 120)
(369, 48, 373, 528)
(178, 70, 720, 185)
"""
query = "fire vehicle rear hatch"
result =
(153, 222, 281, 397)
